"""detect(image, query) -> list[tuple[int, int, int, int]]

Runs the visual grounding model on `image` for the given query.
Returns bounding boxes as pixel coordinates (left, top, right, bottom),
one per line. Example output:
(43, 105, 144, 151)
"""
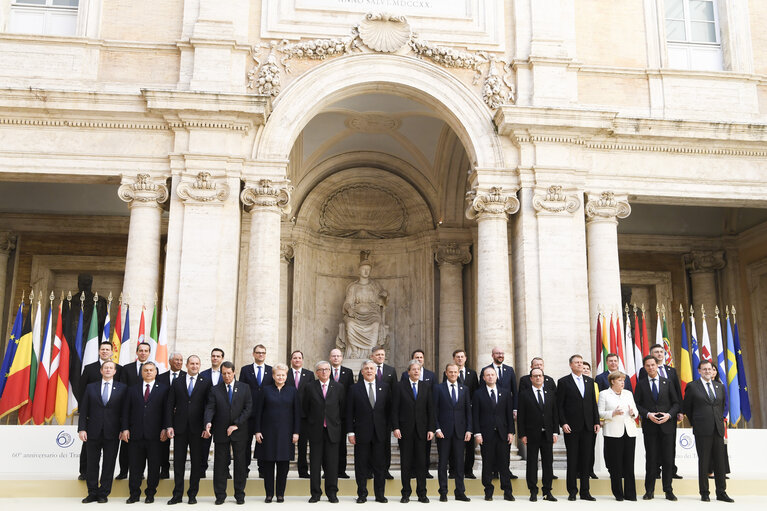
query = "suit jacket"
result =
(639, 365, 682, 407)
(556, 373, 599, 431)
(78, 360, 123, 401)
(482, 363, 518, 409)
(78, 379, 128, 440)
(199, 368, 224, 388)
(239, 363, 273, 426)
(392, 378, 435, 439)
(346, 379, 394, 443)
(204, 380, 252, 443)
(302, 379, 345, 443)
(683, 378, 726, 437)
(634, 374, 679, 435)
(122, 381, 170, 440)
(516, 385, 558, 440)
(401, 368, 437, 387)
(165, 373, 212, 435)
(443, 366, 480, 396)
(120, 360, 147, 387)
(472, 386, 515, 440)
(330, 365, 354, 391)
(598, 388, 639, 438)
(433, 380, 472, 439)
(595, 371, 633, 393)
(518, 373, 556, 394)
(287, 367, 315, 392)
(158, 369, 186, 387)
(360, 363, 398, 388)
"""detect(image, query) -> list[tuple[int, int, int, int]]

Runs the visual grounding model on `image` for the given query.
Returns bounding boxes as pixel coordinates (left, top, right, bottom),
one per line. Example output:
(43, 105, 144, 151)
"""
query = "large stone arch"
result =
(254, 53, 505, 170)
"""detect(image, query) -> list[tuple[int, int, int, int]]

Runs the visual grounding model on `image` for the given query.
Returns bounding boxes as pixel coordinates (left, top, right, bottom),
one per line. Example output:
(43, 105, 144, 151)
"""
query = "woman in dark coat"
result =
(255, 363, 300, 502)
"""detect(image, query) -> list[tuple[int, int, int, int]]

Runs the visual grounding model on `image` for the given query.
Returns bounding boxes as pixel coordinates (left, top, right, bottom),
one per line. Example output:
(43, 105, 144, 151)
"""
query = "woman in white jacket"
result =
(598, 371, 639, 501)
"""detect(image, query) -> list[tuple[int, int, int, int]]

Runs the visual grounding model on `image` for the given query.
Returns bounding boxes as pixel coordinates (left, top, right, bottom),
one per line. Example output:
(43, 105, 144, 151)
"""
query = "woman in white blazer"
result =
(598, 371, 639, 501)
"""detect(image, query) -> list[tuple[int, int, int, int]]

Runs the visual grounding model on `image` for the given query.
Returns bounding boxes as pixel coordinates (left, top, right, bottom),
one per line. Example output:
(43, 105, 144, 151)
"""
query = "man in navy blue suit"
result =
(401, 349, 436, 477)
(239, 344, 272, 471)
(78, 360, 128, 503)
(482, 346, 519, 479)
(199, 347, 225, 476)
(433, 363, 472, 502)
(595, 353, 633, 392)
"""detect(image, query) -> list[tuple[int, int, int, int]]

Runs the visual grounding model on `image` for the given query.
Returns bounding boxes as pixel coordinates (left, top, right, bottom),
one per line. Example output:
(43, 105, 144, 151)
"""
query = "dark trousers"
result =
(85, 437, 120, 498)
(200, 435, 212, 473)
(526, 431, 554, 494)
(479, 434, 512, 497)
(694, 433, 727, 497)
(384, 429, 392, 473)
(79, 443, 87, 476)
(128, 438, 161, 499)
(464, 438, 475, 475)
(437, 434, 466, 496)
(310, 429, 339, 499)
(399, 434, 428, 498)
(172, 432, 204, 499)
(262, 461, 289, 498)
(338, 436, 348, 475)
(159, 437, 170, 475)
(644, 431, 675, 493)
(213, 439, 248, 501)
(564, 429, 594, 497)
(354, 438, 386, 499)
(603, 434, 636, 500)
(118, 439, 130, 475)
(296, 425, 309, 475)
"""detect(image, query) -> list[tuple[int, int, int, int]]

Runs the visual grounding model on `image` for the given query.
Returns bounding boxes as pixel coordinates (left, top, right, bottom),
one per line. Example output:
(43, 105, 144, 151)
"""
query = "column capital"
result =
(585, 191, 630, 223)
(241, 178, 293, 215)
(532, 185, 581, 216)
(435, 242, 471, 266)
(118, 173, 169, 208)
(0, 231, 17, 254)
(684, 250, 726, 273)
(280, 242, 295, 263)
(177, 171, 230, 204)
(465, 186, 520, 221)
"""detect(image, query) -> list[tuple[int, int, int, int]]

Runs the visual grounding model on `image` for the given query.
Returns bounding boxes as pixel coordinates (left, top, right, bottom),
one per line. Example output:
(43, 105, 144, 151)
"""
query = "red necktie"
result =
(144, 383, 150, 402)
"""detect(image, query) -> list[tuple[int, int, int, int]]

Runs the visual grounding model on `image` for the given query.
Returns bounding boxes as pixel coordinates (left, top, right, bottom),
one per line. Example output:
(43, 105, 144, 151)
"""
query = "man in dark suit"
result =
(165, 355, 211, 505)
(347, 360, 395, 503)
(443, 349, 479, 479)
(121, 361, 170, 504)
(392, 360, 435, 503)
(473, 366, 515, 501)
(78, 361, 128, 503)
(557, 354, 600, 501)
(303, 361, 345, 503)
(634, 355, 680, 501)
(157, 352, 185, 479)
(203, 361, 252, 505)
(287, 349, 315, 478)
(402, 349, 436, 478)
(518, 357, 556, 394)
(518, 367, 559, 502)
(329, 348, 354, 479)
(77, 341, 123, 480)
(683, 360, 733, 502)
(239, 344, 272, 470)
(363, 346, 398, 479)
(199, 347, 225, 476)
(433, 363, 472, 502)
(595, 353, 633, 392)
(116, 341, 151, 479)
(482, 346, 519, 479)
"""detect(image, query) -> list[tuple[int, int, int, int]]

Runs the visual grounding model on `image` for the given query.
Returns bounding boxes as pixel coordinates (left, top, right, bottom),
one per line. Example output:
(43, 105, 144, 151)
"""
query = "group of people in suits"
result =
(76, 339, 736, 505)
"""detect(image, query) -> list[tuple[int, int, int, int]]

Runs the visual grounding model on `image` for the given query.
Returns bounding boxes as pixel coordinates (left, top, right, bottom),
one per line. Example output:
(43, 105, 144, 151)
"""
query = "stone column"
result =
(684, 250, 725, 342)
(435, 243, 471, 371)
(240, 179, 292, 362)
(466, 187, 519, 361)
(0, 232, 17, 336)
(118, 174, 168, 334)
(585, 191, 631, 352)
(279, 242, 294, 365)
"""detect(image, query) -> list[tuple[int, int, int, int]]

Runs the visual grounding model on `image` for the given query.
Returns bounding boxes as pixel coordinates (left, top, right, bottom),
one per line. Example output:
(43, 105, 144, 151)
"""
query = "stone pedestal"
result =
(435, 243, 471, 371)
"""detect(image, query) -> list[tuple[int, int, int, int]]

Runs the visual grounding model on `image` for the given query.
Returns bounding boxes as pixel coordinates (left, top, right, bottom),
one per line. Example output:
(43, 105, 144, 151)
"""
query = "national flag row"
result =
(0, 292, 169, 425)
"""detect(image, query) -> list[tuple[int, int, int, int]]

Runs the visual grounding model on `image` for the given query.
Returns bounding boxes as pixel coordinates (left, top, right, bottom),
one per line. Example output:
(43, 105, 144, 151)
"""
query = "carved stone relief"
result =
(532, 185, 581, 215)
(177, 172, 230, 203)
(319, 184, 408, 239)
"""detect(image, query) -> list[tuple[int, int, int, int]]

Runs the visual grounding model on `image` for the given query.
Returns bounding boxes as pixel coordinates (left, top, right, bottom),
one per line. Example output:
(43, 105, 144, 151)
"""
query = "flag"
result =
(662, 315, 673, 367)
(118, 306, 133, 365)
(110, 301, 122, 364)
(609, 313, 617, 355)
(138, 307, 146, 348)
(147, 304, 158, 363)
(725, 314, 740, 426)
(68, 304, 85, 415)
(690, 309, 701, 380)
(595, 314, 603, 373)
(0, 299, 33, 419)
(52, 301, 72, 424)
(31, 299, 53, 424)
(732, 313, 751, 422)
(0, 301, 24, 398)
(656, 312, 663, 350)
(600, 313, 609, 372)
(18, 298, 43, 425)
(155, 307, 168, 374)
(714, 312, 727, 409)
(679, 309, 692, 398)
(633, 309, 642, 371)
(641, 309, 649, 356)
(624, 309, 637, 389)
(81, 300, 100, 370)
(615, 314, 626, 373)
(103, 300, 111, 358)
(700, 311, 713, 362)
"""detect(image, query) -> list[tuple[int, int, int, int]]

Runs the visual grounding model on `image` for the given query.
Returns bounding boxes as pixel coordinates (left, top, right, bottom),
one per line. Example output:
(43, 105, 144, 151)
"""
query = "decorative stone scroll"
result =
(118, 173, 169, 207)
(435, 242, 471, 266)
(280, 242, 295, 264)
(240, 179, 293, 215)
(319, 184, 408, 239)
(584, 191, 630, 222)
(176, 172, 230, 203)
(532, 185, 581, 215)
(0, 232, 16, 254)
(465, 186, 520, 221)
(684, 250, 726, 273)
(247, 13, 515, 110)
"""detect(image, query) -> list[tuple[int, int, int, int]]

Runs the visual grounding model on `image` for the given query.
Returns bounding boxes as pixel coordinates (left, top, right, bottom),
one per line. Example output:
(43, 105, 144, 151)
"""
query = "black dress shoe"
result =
(168, 496, 182, 505)
(375, 497, 388, 503)
(589, 472, 598, 479)
(643, 493, 654, 500)
(116, 472, 129, 480)
(552, 474, 559, 479)
(78, 474, 86, 481)
(455, 495, 470, 502)
(145, 495, 154, 503)
(226, 472, 232, 480)
(567, 494, 576, 501)
(510, 472, 518, 480)
(425, 473, 433, 479)
(82, 495, 98, 503)
(276, 497, 284, 503)
(299, 472, 311, 479)
(329, 497, 339, 503)
(504, 493, 515, 502)
(701, 495, 710, 502)
(308, 496, 320, 503)
(400, 496, 410, 503)
(159, 471, 170, 479)
(465, 473, 476, 479)
(529, 494, 537, 502)
(188, 496, 197, 504)
(265, 497, 273, 503)
(97, 497, 108, 503)
(615, 496, 624, 501)
(385, 472, 394, 480)
(214, 498, 225, 505)
(356, 497, 366, 503)
(127, 496, 140, 504)
(236, 498, 245, 505)
(716, 493, 734, 503)
(665, 492, 677, 501)
(338, 473, 350, 479)
(673, 473, 683, 479)
(581, 494, 596, 501)
(418, 496, 429, 503)
(543, 493, 557, 502)
(484, 495, 492, 501)
(439, 495, 448, 502)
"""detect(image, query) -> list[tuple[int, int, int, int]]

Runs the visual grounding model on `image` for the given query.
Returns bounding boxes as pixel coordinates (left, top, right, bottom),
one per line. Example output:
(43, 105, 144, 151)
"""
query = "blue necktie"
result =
(412, 382, 418, 399)
(227, 384, 233, 403)
(651, 379, 659, 401)
(101, 382, 109, 405)
(188, 377, 194, 396)
(257, 366, 262, 385)
(451, 383, 457, 405)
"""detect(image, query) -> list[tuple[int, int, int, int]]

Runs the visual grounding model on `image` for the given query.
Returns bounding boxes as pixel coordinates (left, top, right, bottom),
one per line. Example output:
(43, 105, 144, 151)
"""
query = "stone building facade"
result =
(1, 1, 766, 426)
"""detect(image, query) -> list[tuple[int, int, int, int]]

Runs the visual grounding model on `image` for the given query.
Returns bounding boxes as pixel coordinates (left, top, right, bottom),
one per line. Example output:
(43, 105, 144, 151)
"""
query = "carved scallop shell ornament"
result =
(320, 184, 407, 238)
(358, 13, 411, 53)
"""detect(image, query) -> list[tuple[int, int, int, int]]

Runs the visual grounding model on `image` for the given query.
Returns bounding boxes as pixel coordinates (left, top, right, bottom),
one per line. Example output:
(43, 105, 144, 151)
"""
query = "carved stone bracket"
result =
(240, 179, 293, 215)
(465, 186, 520, 221)
(532, 185, 581, 215)
(280, 243, 295, 264)
(177, 172, 230, 204)
(435, 242, 471, 267)
(684, 250, 726, 273)
(118, 173, 169, 207)
(584, 191, 630, 222)
(0, 231, 17, 254)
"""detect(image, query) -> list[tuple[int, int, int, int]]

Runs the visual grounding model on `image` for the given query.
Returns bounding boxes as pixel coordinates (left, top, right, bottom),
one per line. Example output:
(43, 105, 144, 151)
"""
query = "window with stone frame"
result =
(8, 0, 79, 37)
(664, 0, 723, 71)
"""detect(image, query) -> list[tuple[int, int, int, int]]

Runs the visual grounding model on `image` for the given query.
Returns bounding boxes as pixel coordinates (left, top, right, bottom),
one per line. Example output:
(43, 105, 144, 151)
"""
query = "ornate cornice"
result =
(240, 179, 293, 215)
(177, 172, 230, 204)
(435, 242, 471, 267)
(280, 243, 295, 263)
(0, 231, 17, 254)
(118, 173, 169, 207)
(532, 185, 580, 215)
(465, 186, 520, 221)
(584, 191, 630, 222)
(684, 250, 726, 273)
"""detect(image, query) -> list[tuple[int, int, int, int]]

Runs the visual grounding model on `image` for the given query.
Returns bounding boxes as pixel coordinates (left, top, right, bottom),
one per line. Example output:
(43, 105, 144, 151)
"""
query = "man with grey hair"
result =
(158, 352, 185, 478)
(303, 360, 345, 503)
